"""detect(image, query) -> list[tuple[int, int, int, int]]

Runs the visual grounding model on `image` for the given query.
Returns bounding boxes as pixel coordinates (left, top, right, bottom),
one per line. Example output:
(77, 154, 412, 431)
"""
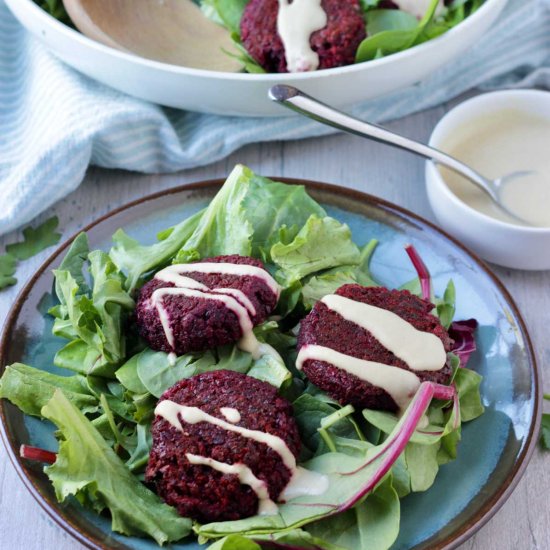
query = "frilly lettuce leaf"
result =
(271, 216, 361, 285)
(50, 250, 134, 378)
(301, 239, 379, 308)
(0, 362, 98, 417)
(41, 389, 191, 545)
(174, 164, 325, 265)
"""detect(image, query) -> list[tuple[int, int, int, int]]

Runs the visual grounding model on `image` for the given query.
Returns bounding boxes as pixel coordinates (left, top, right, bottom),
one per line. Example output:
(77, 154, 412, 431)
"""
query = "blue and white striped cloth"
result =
(0, 0, 549, 236)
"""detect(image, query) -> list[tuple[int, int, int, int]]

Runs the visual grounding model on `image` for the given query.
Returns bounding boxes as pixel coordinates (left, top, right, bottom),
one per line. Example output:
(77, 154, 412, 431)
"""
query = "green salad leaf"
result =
(174, 164, 326, 264)
(42, 389, 192, 544)
(110, 210, 203, 292)
(541, 413, 550, 450)
(0, 363, 98, 417)
(301, 239, 379, 308)
(306, 478, 400, 550)
(51, 249, 135, 378)
(271, 215, 361, 284)
(200, 0, 248, 34)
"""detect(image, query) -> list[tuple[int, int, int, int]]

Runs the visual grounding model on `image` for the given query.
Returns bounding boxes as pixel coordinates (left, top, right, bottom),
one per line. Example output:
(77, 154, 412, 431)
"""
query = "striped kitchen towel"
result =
(0, 0, 549, 235)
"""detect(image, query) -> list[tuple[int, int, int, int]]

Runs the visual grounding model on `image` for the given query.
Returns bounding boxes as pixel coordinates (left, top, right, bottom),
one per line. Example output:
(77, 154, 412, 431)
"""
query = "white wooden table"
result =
(0, 94, 548, 549)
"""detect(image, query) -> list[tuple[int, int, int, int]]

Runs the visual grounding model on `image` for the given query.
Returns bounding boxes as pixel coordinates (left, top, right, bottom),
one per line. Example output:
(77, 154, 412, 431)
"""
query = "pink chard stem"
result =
(20, 445, 57, 465)
(405, 244, 431, 302)
(337, 381, 456, 512)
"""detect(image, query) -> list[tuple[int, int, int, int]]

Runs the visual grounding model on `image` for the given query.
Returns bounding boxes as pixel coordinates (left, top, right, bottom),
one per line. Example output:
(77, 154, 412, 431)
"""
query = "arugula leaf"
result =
(0, 254, 17, 289)
(0, 363, 98, 417)
(56, 232, 90, 295)
(6, 216, 62, 260)
(41, 389, 191, 544)
(51, 251, 134, 377)
(271, 216, 361, 284)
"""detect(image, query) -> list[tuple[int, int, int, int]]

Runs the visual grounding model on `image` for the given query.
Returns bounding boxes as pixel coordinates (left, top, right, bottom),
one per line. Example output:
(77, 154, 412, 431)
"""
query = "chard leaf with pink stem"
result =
(196, 382, 456, 540)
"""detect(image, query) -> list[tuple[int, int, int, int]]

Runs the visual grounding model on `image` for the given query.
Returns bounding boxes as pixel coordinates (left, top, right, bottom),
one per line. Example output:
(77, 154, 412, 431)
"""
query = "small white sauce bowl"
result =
(426, 90, 550, 271)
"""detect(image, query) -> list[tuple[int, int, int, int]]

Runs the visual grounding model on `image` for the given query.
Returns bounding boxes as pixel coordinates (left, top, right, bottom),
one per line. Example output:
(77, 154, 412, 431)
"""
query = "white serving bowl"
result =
(426, 90, 550, 271)
(6, 0, 507, 116)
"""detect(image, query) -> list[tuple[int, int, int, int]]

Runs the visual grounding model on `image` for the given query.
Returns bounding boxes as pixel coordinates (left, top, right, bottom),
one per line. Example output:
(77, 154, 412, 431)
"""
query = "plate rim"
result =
(0, 178, 542, 550)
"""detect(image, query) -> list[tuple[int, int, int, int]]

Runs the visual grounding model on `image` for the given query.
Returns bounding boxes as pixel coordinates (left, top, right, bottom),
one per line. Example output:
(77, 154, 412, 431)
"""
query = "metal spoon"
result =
(269, 85, 534, 225)
(62, 0, 242, 72)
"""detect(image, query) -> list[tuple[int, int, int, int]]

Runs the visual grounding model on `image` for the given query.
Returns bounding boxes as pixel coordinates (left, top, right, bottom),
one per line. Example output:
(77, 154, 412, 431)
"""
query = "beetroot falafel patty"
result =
(135, 255, 278, 355)
(298, 285, 454, 411)
(145, 370, 301, 522)
(240, 0, 366, 73)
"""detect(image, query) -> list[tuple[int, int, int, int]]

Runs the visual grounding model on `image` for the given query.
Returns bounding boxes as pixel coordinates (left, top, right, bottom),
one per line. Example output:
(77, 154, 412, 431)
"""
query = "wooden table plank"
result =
(0, 95, 548, 549)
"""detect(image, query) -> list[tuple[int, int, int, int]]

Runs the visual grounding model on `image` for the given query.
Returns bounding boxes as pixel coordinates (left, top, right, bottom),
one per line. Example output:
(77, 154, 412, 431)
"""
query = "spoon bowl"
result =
(62, 0, 242, 71)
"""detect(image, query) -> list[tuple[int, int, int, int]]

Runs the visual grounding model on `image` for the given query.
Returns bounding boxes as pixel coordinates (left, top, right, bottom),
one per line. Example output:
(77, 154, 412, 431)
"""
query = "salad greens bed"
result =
(0, 165, 484, 550)
(35, 0, 485, 72)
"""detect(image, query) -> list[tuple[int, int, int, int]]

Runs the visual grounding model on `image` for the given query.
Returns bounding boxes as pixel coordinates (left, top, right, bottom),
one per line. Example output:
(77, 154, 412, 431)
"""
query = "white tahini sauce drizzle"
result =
(296, 345, 421, 411)
(277, 0, 327, 72)
(185, 453, 278, 515)
(320, 294, 446, 372)
(157, 263, 281, 297)
(156, 400, 297, 470)
(220, 407, 241, 423)
(151, 286, 259, 356)
(281, 465, 329, 500)
(150, 262, 281, 360)
(155, 400, 328, 503)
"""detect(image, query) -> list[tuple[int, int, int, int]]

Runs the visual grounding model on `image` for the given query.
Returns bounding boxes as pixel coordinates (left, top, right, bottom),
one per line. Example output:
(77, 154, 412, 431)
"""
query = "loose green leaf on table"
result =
(541, 414, 550, 450)
(0, 253, 17, 289)
(541, 393, 550, 450)
(6, 216, 62, 260)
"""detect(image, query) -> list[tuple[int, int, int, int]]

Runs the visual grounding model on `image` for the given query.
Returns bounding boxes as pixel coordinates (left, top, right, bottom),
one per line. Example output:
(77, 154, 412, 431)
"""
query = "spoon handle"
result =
(269, 85, 496, 201)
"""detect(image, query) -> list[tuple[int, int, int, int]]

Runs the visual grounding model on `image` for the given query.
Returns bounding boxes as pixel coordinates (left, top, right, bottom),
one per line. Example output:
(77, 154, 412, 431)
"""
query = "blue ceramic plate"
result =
(0, 180, 542, 550)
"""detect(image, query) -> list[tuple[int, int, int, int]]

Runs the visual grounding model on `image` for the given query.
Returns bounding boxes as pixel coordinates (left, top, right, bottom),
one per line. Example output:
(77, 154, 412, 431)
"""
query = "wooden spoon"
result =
(62, 0, 243, 72)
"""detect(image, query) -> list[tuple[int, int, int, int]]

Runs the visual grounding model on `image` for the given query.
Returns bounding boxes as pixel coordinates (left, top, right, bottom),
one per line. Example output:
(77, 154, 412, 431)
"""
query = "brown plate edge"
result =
(0, 178, 542, 550)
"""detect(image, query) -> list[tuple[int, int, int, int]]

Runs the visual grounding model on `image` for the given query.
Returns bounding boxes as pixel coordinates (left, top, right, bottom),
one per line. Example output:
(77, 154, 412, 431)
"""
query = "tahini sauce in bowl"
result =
(426, 90, 550, 270)
(439, 109, 550, 228)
